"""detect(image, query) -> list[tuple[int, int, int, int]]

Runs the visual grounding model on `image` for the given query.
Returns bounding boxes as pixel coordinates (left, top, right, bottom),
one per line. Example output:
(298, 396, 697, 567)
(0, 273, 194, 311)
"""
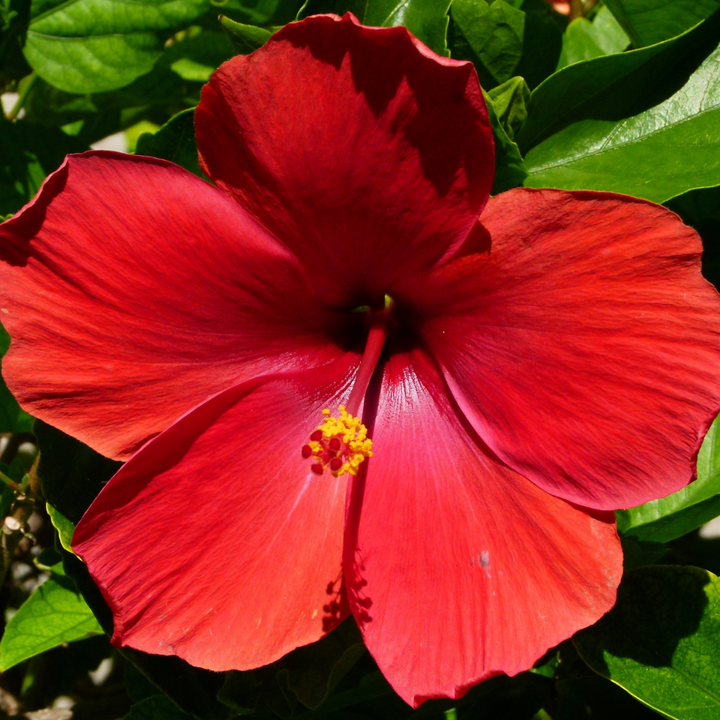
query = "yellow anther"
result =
(309, 406, 373, 477)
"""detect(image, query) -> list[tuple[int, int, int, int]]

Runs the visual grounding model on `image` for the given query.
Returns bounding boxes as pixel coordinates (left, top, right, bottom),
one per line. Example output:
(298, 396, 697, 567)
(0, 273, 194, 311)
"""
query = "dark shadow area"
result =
(62, 546, 232, 720)
(555, 675, 659, 720)
(321, 574, 350, 634)
(666, 185, 720, 291)
(666, 527, 720, 576)
(574, 566, 710, 672)
(35, 419, 121, 525)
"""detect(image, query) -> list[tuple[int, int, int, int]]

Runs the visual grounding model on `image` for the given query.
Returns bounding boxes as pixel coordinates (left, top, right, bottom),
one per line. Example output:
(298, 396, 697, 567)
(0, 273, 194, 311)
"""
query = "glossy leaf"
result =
(604, 0, 720, 47)
(135, 107, 205, 178)
(122, 695, 194, 720)
(450, 0, 564, 90)
(24, 0, 210, 93)
(575, 566, 720, 720)
(451, 0, 525, 83)
(556, 6, 629, 69)
(485, 91, 528, 193)
(523, 28, 720, 202)
(297, 0, 453, 57)
(0, 572, 102, 671)
(517, 12, 720, 151)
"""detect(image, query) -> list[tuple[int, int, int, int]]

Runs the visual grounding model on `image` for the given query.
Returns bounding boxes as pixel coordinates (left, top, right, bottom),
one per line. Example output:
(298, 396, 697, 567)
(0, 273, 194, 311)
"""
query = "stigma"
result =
(302, 406, 373, 477)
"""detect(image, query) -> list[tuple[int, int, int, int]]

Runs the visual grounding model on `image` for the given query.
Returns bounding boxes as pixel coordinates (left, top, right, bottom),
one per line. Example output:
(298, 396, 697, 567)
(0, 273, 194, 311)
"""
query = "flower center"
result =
(302, 406, 373, 477)
(301, 298, 392, 477)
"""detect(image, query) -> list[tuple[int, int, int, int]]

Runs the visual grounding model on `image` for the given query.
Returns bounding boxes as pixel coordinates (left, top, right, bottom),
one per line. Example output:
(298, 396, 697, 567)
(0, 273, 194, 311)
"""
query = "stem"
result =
(0, 469, 21, 493)
(0, 454, 39, 587)
(0, 431, 35, 465)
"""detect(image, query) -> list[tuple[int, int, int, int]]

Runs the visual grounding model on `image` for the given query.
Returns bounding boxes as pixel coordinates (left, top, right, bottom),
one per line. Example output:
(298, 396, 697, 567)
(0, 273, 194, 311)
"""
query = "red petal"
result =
(73, 355, 360, 670)
(0, 152, 350, 460)
(196, 13, 494, 310)
(344, 348, 621, 707)
(405, 189, 720, 510)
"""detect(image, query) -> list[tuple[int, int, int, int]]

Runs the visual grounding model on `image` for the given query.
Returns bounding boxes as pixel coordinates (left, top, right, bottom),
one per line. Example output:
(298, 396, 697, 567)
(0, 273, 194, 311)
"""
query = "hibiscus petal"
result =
(405, 189, 720, 510)
(73, 355, 360, 670)
(195, 13, 494, 310)
(344, 348, 621, 707)
(0, 152, 351, 460)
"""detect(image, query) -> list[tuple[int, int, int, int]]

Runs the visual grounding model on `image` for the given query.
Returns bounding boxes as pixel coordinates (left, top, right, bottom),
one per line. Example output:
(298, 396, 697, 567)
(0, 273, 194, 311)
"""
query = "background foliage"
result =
(1, 0, 720, 717)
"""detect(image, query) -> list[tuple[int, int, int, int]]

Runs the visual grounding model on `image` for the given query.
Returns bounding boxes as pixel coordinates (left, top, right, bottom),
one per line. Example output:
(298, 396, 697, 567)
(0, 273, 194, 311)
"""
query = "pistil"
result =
(301, 300, 391, 477)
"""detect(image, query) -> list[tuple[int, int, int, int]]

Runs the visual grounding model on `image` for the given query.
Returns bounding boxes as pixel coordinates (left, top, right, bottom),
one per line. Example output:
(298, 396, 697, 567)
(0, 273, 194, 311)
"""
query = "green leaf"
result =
(122, 695, 194, 720)
(46, 502, 75, 553)
(0, 118, 86, 216)
(485, 90, 528, 194)
(508, 0, 564, 90)
(0, 572, 102, 671)
(451, 0, 525, 83)
(164, 30, 236, 81)
(219, 16, 271, 54)
(24, 0, 210, 94)
(522, 16, 720, 203)
(604, 0, 720, 47)
(297, 0, 453, 57)
(575, 566, 720, 720)
(135, 107, 205, 178)
(517, 11, 720, 152)
(212, 0, 299, 27)
(616, 414, 720, 544)
(449, 0, 564, 90)
(22, 59, 202, 145)
(556, 6, 629, 70)
(487, 75, 530, 139)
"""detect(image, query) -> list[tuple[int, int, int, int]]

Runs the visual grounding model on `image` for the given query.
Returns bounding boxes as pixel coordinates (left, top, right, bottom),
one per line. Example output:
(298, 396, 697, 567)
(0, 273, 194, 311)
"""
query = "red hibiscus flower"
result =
(1, 13, 719, 708)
